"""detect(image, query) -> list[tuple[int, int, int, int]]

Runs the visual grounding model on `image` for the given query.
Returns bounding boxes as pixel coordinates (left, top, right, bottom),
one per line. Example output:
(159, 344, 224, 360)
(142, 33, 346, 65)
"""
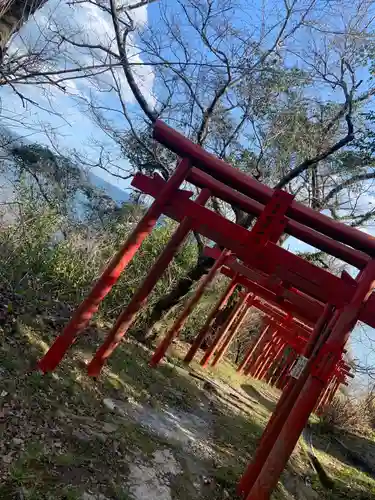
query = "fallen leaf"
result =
(2, 454, 13, 464)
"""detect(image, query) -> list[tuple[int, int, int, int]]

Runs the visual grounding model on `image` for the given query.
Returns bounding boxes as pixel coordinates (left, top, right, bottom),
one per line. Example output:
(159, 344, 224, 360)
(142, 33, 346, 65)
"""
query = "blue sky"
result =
(1, 0, 158, 191)
(2, 0, 375, 388)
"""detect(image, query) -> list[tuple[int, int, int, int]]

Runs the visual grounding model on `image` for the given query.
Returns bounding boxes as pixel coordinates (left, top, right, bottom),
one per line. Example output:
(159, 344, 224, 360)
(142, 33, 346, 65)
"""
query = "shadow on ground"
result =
(241, 382, 277, 413)
(1, 297, 375, 500)
(312, 426, 375, 477)
(0, 309, 265, 500)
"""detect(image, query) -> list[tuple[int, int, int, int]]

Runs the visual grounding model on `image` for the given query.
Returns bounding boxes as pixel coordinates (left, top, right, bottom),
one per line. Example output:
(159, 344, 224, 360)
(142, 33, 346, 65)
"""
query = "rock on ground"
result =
(127, 449, 182, 500)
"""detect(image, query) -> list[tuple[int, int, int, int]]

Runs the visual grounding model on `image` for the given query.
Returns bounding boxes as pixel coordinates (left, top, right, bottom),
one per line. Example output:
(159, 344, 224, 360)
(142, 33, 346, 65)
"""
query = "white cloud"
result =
(1, 0, 155, 188)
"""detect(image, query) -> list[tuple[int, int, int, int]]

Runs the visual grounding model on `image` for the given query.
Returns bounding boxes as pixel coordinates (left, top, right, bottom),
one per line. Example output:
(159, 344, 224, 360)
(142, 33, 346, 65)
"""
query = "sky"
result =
(0, 0, 158, 192)
(1, 0, 375, 389)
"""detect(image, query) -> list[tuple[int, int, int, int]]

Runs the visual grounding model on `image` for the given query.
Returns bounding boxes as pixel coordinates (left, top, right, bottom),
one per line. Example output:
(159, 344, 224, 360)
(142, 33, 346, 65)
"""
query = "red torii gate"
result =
(214, 249, 323, 325)
(36, 119, 375, 499)
(186, 251, 336, 396)
(125, 170, 375, 324)
(237, 308, 352, 401)
(314, 360, 353, 415)
(194, 282, 310, 370)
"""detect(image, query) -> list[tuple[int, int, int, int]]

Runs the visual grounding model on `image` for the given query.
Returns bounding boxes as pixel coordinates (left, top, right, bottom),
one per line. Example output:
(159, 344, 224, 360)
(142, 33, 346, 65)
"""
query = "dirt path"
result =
(2, 315, 375, 500)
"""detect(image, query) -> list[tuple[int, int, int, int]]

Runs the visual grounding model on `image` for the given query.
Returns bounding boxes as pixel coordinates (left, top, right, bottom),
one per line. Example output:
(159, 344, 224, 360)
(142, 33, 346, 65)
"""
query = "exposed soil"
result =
(1, 299, 375, 500)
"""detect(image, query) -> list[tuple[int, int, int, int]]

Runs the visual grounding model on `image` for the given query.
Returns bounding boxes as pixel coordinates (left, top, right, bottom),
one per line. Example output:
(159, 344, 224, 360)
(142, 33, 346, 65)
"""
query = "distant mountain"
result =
(0, 123, 130, 206)
(88, 172, 130, 204)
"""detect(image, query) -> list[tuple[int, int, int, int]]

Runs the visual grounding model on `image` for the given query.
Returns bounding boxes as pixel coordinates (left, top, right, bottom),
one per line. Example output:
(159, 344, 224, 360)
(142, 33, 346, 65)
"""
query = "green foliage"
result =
(9, 142, 118, 225)
(0, 138, 233, 338)
(0, 185, 198, 323)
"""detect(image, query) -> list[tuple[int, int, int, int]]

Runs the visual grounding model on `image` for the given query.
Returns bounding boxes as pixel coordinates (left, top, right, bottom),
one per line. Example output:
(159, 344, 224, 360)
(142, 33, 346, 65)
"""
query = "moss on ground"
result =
(1, 317, 375, 499)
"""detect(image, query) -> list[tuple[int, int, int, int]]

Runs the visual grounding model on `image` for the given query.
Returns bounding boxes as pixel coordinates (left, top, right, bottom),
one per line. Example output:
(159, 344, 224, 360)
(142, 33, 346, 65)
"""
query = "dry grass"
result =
(1, 311, 375, 500)
(319, 395, 372, 435)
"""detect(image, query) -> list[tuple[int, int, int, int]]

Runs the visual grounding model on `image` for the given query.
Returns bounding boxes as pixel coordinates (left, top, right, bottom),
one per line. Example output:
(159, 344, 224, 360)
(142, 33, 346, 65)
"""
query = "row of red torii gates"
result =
(36, 120, 375, 499)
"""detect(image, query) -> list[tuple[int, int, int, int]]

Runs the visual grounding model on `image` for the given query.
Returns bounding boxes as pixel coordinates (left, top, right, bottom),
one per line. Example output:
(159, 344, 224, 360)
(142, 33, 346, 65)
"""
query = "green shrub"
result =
(0, 193, 203, 327)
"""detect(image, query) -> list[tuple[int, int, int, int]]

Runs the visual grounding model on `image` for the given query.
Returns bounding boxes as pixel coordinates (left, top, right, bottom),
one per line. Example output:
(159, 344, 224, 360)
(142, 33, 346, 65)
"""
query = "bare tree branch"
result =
(127, 0, 158, 11)
(275, 59, 357, 189)
(109, 0, 157, 122)
(323, 172, 375, 207)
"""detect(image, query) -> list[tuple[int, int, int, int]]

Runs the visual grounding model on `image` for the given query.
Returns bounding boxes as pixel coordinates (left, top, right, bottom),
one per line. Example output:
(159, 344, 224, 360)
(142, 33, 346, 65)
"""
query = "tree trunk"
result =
(133, 208, 252, 345)
(135, 254, 214, 343)
(0, 0, 47, 59)
(200, 301, 236, 349)
(134, 212, 250, 344)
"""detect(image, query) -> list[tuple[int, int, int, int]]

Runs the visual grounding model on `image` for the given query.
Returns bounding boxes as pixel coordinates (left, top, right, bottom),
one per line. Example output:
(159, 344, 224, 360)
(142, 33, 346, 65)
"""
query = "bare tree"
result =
(7, 0, 374, 340)
(102, 0, 375, 340)
(0, 0, 156, 111)
(0, 0, 49, 60)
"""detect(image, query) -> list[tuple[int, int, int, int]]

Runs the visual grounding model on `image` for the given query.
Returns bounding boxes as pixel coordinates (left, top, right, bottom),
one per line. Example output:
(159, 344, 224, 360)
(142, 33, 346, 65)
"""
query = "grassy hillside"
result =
(1, 295, 375, 500)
